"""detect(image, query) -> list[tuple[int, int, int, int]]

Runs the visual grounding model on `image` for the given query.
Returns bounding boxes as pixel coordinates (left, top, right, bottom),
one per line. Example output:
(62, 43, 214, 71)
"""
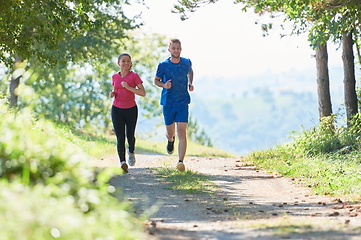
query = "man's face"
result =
(168, 42, 181, 58)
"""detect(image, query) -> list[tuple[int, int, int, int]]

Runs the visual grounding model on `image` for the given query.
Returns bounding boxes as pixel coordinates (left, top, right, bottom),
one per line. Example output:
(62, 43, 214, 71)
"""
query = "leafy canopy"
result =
(173, 0, 361, 47)
(0, 0, 137, 67)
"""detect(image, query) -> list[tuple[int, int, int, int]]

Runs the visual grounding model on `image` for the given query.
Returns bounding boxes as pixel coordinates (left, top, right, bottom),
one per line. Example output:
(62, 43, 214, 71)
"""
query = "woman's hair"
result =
(118, 53, 131, 62)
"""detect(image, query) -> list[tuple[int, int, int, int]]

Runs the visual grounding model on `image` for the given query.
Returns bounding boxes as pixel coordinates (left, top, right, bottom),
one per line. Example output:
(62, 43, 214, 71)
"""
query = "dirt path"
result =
(94, 154, 361, 240)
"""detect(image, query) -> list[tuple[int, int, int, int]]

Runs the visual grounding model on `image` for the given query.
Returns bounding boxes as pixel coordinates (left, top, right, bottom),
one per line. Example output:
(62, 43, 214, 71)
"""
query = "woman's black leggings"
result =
(111, 105, 138, 163)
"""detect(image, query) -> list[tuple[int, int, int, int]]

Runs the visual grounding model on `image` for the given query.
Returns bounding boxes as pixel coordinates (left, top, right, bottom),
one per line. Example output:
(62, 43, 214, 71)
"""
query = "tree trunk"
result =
(9, 54, 23, 108)
(315, 42, 332, 119)
(342, 31, 358, 126)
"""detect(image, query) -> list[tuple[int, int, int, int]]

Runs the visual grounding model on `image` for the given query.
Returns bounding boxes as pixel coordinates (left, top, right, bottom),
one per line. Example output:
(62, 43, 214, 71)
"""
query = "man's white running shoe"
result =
(177, 161, 185, 172)
(128, 152, 136, 166)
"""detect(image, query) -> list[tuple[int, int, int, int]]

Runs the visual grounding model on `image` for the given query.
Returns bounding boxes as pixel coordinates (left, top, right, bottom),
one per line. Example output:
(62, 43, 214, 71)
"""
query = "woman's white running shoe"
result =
(128, 152, 136, 166)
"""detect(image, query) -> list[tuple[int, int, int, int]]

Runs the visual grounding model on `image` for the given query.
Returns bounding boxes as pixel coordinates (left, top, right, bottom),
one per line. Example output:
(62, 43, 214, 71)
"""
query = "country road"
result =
(94, 153, 361, 240)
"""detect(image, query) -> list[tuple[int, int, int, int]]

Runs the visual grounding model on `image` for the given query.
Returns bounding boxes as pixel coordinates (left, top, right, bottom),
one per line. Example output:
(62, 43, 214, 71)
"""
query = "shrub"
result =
(0, 102, 146, 239)
(288, 115, 357, 156)
(0, 182, 146, 240)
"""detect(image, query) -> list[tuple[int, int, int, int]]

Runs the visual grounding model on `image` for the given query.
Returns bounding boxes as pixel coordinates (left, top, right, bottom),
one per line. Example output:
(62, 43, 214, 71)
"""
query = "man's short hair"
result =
(169, 39, 181, 46)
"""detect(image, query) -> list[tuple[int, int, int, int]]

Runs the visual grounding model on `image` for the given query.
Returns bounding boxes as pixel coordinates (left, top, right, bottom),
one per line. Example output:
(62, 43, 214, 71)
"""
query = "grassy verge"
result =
(245, 116, 361, 202)
(69, 129, 235, 159)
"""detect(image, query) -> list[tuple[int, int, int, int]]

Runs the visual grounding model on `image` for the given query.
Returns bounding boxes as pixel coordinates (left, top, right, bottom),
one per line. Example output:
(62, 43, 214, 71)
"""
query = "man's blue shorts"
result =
(163, 105, 189, 126)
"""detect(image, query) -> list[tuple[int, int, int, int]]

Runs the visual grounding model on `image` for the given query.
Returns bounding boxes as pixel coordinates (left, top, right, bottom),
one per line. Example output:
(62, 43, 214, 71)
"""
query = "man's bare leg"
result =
(176, 122, 187, 171)
(177, 122, 187, 161)
(166, 123, 175, 142)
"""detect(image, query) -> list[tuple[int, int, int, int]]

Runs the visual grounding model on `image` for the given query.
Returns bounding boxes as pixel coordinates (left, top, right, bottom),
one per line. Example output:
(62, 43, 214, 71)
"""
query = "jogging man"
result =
(154, 39, 194, 172)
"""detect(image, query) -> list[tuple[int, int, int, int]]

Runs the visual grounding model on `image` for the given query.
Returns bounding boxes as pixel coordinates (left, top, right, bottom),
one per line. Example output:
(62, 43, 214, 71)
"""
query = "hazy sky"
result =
(127, 0, 344, 79)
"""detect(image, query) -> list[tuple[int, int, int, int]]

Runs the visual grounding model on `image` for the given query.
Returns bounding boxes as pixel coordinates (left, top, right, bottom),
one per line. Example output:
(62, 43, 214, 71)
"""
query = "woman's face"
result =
(118, 55, 132, 71)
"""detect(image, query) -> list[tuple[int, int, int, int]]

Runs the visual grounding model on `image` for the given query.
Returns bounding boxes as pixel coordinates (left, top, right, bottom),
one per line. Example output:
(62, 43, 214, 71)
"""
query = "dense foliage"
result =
(18, 32, 167, 131)
(0, 0, 137, 67)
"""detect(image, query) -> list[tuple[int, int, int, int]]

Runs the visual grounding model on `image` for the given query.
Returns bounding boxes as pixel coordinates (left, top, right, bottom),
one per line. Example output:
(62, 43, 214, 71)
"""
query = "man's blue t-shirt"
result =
(156, 57, 192, 107)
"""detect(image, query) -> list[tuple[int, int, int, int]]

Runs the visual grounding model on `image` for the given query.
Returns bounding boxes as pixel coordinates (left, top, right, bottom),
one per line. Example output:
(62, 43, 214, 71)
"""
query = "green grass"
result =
(154, 167, 214, 194)
(73, 131, 235, 159)
(247, 147, 361, 200)
(135, 138, 234, 158)
(245, 116, 361, 202)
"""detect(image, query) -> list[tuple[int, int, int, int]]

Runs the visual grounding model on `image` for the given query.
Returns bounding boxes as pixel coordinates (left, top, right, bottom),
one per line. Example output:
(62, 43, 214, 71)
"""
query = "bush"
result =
(0, 102, 146, 239)
(288, 115, 361, 156)
(0, 182, 146, 240)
